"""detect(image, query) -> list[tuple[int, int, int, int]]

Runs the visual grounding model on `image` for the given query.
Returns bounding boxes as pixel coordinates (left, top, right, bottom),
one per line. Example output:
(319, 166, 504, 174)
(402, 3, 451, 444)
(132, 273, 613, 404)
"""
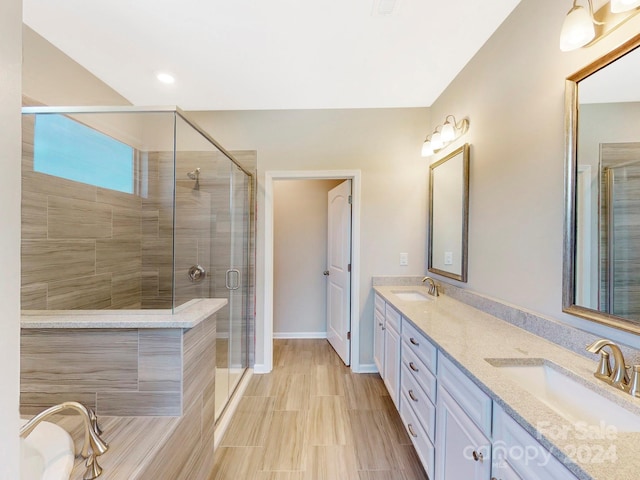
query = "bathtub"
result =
(20, 418, 75, 480)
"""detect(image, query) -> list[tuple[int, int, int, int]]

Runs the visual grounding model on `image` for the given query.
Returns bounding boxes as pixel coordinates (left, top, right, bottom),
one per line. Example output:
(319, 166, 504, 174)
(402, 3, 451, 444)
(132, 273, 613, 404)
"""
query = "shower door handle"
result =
(226, 269, 240, 290)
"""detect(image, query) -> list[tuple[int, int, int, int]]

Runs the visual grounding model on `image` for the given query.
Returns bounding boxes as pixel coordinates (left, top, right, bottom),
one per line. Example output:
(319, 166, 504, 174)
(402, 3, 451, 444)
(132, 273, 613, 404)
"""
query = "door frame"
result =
(263, 170, 362, 373)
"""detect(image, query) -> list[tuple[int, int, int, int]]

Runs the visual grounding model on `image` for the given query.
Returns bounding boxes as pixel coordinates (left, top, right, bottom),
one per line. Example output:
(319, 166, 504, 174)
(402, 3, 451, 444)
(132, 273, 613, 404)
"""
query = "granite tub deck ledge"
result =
(374, 285, 640, 480)
(20, 297, 227, 328)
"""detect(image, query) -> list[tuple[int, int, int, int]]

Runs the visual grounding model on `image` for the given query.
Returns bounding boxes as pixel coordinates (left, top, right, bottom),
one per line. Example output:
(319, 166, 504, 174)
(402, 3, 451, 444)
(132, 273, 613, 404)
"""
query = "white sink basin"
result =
(20, 418, 75, 480)
(391, 290, 431, 302)
(486, 358, 640, 432)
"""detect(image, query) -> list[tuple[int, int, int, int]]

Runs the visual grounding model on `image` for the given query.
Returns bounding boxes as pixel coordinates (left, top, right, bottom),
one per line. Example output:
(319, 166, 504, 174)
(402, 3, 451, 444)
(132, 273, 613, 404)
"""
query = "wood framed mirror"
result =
(563, 33, 640, 334)
(428, 144, 470, 282)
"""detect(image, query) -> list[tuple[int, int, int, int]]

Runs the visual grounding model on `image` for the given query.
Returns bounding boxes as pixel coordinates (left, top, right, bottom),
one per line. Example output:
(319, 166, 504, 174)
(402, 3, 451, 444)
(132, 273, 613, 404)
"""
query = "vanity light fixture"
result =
(559, 0, 640, 51)
(560, 0, 598, 52)
(611, 0, 640, 12)
(421, 115, 469, 158)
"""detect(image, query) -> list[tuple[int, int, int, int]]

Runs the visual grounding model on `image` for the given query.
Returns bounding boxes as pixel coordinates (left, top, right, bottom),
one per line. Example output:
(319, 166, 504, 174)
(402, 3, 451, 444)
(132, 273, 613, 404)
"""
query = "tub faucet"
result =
(586, 339, 629, 391)
(20, 401, 109, 480)
(422, 276, 439, 297)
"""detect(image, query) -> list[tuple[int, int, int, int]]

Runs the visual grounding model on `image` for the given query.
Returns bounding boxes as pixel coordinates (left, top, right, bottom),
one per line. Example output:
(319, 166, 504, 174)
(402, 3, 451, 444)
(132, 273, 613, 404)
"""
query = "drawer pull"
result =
(410, 337, 419, 346)
(407, 423, 418, 438)
(378, 322, 383, 327)
(409, 362, 419, 372)
(472, 451, 483, 462)
(408, 390, 418, 402)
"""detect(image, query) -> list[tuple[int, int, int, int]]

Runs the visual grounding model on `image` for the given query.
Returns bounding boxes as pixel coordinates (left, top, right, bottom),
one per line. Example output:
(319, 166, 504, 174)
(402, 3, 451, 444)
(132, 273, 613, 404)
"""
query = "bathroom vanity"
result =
(373, 284, 640, 480)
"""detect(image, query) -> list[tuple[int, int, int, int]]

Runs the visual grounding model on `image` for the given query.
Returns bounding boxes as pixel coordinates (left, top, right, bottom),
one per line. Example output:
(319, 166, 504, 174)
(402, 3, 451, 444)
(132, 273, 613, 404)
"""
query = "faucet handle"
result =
(626, 365, 640, 398)
(594, 350, 612, 382)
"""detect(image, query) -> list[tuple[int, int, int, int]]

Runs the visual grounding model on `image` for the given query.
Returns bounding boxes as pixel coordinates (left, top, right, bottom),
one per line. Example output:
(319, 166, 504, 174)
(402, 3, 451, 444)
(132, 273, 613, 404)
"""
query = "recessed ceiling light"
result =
(156, 72, 175, 84)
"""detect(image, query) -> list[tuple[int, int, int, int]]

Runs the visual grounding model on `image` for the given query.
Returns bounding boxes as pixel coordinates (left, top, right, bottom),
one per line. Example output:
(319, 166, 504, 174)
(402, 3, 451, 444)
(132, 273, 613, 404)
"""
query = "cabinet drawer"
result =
(493, 403, 578, 480)
(402, 341, 436, 403)
(402, 319, 437, 374)
(401, 363, 436, 440)
(385, 304, 401, 331)
(374, 293, 385, 315)
(438, 352, 492, 436)
(400, 390, 435, 480)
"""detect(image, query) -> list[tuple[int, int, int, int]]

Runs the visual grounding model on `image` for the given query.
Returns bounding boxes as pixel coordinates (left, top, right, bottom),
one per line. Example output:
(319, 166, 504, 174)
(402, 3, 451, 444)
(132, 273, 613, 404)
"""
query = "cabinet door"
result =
(491, 461, 523, 480)
(373, 308, 385, 378)
(435, 386, 491, 480)
(492, 404, 578, 480)
(383, 322, 400, 408)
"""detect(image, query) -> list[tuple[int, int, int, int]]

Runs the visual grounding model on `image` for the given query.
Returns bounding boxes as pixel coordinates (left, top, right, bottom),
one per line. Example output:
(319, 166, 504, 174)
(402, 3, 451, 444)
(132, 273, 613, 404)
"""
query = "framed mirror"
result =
(563, 33, 640, 334)
(428, 144, 470, 282)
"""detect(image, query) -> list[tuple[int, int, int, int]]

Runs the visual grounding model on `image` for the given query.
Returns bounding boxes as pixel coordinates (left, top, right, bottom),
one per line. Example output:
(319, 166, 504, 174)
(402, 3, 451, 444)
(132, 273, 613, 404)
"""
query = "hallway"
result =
(211, 339, 429, 479)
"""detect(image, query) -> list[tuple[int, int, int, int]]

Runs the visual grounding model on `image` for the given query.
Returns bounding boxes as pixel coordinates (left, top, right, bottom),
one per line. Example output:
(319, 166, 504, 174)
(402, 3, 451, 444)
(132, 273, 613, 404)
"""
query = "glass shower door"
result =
(227, 163, 249, 405)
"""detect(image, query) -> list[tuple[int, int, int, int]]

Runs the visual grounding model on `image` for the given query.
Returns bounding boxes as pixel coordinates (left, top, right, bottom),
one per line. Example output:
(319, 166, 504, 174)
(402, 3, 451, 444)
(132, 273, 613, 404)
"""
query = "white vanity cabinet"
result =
(400, 319, 438, 479)
(383, 305, 401, 407)
(492, 404, 578, 480)
(435, 352, 492, 480)
(373, 294, 385, 378)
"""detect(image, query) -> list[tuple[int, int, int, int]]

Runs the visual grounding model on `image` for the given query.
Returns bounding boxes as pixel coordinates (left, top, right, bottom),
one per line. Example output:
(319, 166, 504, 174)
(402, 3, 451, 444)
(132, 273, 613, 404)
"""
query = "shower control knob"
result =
(323, 270, 330, 276)
(188, 265, 206, 283)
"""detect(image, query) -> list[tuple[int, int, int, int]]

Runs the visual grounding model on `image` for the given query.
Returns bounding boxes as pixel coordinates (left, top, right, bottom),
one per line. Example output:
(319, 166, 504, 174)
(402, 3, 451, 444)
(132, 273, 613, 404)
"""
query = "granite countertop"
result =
(20, 298, 227, 329)
(374, 285, 640, 480)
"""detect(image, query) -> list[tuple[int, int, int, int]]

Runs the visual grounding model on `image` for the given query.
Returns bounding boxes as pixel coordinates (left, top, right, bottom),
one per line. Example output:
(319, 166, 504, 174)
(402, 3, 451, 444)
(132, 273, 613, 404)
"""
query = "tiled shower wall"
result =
(21, 115, 256, 328)
(21, 115, 144, 310)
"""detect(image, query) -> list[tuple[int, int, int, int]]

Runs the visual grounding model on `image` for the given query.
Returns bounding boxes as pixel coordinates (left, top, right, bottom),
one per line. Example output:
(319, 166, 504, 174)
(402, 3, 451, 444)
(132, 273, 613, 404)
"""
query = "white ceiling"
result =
(23, 0, 522, 111)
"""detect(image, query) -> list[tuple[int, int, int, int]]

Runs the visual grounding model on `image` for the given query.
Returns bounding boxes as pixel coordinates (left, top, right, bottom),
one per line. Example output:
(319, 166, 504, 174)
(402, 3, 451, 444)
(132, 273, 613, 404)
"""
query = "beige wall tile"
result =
(21, 190, 47, 240)
(110, 271, 142, 309)
(22, 240, 95, 285)
(47, 273, 112, 309)
(22, 170, 96, 202)
(21, 329, 138, 392)
(138, 329, 182, 392)
(136, 401, 200, 478)
(21, 283, 47, 310)
(97, 187, 142, 210)
(20, 392, 97, 415)
(183, 316, 216, 407)
(48, 195, 112, 239)
(97, 391, 181, 416)
(112, 207, 142, 240)
(96, 239, 141, 275)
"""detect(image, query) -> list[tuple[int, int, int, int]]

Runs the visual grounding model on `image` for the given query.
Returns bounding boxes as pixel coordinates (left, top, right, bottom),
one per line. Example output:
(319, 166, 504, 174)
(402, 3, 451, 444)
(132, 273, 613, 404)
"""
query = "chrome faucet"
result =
(20, 401, 109, 480)
(422, 276, 439, 297)
(586, 339, 629, 391)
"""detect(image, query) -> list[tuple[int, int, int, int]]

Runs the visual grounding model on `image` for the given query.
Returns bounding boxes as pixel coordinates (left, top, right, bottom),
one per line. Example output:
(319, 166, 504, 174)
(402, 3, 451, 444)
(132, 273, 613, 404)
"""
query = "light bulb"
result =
(441, 121, 455, 142)
(610, 0, 640, 13)
(157, 72, 175, 84)
(421, 140, 434, 157)
(431, 132, 443, 150)
(559, 4, 595, 52)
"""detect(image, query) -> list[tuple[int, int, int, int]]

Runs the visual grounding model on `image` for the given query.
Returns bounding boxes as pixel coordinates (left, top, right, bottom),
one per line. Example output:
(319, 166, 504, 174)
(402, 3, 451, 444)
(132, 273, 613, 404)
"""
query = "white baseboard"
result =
(253, 363, 270, 374)
(273, 332, 327, 339)
(356, 363, 379, 374)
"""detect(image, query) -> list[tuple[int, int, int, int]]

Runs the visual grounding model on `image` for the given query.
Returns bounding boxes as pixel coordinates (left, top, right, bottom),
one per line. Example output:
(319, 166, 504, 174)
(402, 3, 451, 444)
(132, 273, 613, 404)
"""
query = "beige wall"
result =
(1, 0, 22, 476)
(189, 108, 430, 367)
(273, 179, 343, 336)
(427, 0, 640, 350)
(23, 25, 130, 106)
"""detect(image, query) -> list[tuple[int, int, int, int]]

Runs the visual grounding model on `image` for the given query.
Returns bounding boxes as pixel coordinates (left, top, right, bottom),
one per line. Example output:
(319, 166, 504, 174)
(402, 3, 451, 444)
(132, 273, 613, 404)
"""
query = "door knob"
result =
(323, 270, 330, 276)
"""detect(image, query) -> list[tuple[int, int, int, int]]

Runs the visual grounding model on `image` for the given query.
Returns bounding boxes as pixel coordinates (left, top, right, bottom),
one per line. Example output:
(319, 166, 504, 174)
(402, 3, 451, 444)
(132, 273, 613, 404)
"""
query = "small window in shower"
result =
(34, 114, 134, 194)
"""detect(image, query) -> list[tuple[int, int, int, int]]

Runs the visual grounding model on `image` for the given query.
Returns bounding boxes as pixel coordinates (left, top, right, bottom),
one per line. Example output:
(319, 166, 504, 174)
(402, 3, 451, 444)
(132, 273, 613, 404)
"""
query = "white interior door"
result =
(326, 180, 352, 365)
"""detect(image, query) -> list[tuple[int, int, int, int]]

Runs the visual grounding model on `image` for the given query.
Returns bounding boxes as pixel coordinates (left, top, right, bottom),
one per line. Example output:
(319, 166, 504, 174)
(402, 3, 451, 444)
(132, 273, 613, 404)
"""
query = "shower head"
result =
(187, 168, 200, 181)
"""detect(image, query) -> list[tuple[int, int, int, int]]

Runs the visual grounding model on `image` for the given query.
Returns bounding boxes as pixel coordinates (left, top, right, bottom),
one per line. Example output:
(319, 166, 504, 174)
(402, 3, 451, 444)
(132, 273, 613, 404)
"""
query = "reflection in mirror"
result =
(428, 144, 469, 282)
(564, 33, 640, 333)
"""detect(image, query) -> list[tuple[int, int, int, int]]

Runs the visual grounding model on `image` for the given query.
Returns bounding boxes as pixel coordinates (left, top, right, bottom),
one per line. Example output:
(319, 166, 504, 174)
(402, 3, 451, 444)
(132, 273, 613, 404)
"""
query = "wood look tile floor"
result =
(211, 339, 429, 480)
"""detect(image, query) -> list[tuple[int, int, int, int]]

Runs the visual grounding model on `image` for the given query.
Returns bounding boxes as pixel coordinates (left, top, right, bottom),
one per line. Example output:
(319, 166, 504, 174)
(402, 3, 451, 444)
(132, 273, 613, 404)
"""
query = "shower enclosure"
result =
(21, 106, 254, 421)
